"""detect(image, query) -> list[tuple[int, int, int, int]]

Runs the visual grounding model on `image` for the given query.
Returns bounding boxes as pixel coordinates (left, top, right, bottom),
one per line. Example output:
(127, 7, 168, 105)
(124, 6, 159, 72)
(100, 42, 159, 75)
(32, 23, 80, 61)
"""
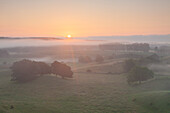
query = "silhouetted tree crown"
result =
(51, 61, 73, 79)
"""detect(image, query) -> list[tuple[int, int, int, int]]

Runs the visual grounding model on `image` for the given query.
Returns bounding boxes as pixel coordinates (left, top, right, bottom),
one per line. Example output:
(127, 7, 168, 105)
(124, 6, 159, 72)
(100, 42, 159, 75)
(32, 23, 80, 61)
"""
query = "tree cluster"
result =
(11, 59, 73, 82)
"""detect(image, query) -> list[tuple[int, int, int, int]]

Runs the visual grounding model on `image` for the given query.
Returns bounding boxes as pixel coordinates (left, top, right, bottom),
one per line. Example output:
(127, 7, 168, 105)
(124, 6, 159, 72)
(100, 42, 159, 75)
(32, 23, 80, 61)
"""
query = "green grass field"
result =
(0, 57, 170, 113)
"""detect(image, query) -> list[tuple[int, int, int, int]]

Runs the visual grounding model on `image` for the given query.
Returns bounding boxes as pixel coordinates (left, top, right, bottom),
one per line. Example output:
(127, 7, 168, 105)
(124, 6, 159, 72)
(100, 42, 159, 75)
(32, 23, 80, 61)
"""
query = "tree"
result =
(51, 61, 73, 79)
(127, 66, 154, 84)
(11, 59, 40, 82)
(95, 55, 104, 63)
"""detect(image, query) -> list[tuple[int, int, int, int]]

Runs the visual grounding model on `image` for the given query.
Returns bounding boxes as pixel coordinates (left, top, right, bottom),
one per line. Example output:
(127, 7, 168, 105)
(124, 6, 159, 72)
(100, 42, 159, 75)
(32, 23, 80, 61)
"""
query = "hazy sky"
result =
(0, 0, 170, 37)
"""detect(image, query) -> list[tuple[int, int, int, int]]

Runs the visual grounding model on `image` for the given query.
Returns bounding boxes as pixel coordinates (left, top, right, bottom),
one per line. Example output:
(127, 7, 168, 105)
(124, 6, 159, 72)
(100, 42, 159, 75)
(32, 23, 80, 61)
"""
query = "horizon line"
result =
(0, 34, 170, 38)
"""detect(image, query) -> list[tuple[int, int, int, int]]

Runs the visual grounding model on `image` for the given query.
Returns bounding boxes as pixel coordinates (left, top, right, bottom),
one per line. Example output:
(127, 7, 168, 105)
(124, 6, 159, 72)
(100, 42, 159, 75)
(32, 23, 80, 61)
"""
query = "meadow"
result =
(0, 53, 169, 113)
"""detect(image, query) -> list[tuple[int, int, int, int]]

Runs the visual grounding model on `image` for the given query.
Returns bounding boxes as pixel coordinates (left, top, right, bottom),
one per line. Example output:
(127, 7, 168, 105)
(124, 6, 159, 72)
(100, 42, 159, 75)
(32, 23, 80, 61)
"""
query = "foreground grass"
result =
(131, 91, 170, 113)
(0, 70, 169, 113)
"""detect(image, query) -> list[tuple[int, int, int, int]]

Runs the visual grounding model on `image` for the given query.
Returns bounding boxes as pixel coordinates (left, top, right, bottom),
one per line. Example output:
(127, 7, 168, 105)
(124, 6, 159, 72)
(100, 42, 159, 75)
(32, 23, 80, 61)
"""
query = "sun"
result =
(67, 35, 72, 39)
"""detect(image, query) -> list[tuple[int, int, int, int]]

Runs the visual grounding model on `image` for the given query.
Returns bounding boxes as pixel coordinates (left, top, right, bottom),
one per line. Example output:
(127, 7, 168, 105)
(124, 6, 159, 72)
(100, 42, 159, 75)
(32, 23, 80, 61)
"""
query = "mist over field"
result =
(0, 35, 170, 48)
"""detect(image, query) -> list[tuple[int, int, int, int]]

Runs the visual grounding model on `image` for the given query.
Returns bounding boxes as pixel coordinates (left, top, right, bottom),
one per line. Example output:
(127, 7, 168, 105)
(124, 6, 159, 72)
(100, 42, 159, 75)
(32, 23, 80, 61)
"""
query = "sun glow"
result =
(67, 35, 72, 39)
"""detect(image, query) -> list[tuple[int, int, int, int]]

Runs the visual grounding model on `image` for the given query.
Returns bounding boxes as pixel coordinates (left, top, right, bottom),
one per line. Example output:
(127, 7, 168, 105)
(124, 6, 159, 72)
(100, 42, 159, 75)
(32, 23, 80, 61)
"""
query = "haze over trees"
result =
(127, 66, 154, 84)
(123, 57, 155, 85)
(99, 43, 150, 52)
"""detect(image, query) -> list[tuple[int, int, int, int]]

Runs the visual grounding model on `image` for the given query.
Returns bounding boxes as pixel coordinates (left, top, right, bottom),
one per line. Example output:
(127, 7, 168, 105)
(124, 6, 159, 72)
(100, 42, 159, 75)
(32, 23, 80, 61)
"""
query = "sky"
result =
(0, 0, 170, 37)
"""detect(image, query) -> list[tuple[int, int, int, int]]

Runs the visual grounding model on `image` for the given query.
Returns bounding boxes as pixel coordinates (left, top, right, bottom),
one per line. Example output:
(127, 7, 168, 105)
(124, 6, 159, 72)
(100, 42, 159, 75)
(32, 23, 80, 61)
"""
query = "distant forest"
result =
(99, 43, 150, 52)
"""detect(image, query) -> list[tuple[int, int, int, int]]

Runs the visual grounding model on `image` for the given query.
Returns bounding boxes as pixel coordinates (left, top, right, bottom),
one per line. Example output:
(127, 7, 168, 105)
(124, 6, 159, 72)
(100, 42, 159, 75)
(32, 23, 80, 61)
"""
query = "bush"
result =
(127, 66, 154, 84)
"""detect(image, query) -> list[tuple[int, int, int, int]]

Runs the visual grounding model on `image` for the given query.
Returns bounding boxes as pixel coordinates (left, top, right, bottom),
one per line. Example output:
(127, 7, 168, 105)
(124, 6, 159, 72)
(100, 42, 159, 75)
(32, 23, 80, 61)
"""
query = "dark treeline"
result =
(11, 59, 73, 82)
(99, 43, 150, 52)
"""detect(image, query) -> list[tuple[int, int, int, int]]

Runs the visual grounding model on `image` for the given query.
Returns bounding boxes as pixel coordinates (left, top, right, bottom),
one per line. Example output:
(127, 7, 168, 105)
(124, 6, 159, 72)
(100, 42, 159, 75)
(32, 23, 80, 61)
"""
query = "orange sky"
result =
(0, 0, 170, 37)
